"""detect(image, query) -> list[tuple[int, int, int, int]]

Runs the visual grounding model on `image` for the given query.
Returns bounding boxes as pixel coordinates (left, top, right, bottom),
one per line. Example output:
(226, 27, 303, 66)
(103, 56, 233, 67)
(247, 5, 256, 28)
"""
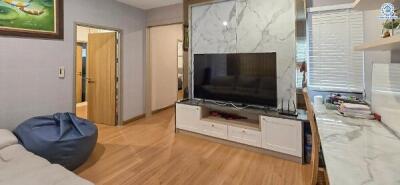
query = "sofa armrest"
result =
(0, 129, 18, 150)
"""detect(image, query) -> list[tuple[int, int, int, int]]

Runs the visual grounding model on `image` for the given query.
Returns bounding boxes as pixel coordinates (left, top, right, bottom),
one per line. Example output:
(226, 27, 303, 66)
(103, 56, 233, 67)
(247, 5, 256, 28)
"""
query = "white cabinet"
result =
(261, 116, 303, 157)
(176, 104, 227, 139)
(199, 121, 228, 139)
(176, 103, 304, 159)
(228, 126, 262, 147)
(176, 104, 202, 132)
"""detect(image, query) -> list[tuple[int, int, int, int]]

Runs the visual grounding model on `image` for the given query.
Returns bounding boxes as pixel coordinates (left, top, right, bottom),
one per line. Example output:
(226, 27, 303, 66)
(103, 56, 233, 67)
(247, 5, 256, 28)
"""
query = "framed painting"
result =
(0, 0, 63, 39)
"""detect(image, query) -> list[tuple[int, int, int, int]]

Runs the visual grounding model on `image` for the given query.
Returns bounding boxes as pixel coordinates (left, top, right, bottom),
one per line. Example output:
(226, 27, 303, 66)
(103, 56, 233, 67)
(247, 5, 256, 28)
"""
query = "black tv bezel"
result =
(192, 52, 278, 108)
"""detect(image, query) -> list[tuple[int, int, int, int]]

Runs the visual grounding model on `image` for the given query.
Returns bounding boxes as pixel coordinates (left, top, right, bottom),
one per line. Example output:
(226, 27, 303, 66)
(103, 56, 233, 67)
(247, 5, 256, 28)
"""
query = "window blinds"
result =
(308, 9, 364, 92)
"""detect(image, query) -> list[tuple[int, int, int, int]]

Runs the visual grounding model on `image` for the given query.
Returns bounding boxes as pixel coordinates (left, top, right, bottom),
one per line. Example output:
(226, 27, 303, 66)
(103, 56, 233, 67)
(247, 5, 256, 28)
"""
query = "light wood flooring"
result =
(76, 102, 88, 119)
(75, 108, 310, 185)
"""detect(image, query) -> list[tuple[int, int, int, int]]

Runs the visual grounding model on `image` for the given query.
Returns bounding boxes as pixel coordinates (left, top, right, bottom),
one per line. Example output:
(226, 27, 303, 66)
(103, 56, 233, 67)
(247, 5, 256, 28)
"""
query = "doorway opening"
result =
(177, 40, 184, 100)
(147, 24, 184, 115)
(74, 24, 121, 126)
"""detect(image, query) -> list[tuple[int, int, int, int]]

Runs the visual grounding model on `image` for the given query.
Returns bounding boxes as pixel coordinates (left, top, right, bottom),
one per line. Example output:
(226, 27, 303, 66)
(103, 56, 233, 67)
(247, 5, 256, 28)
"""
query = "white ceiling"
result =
(117, 0, 182, 10)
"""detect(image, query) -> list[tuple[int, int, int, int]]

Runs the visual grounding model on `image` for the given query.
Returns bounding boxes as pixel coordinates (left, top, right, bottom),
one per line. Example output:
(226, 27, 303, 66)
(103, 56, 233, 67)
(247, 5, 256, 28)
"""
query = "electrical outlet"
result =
(58, 67, 65, 79)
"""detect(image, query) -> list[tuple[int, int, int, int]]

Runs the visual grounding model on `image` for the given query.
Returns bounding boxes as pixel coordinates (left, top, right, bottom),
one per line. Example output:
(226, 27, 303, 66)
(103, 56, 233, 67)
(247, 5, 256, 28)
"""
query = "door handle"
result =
(87, 78, 95, 84)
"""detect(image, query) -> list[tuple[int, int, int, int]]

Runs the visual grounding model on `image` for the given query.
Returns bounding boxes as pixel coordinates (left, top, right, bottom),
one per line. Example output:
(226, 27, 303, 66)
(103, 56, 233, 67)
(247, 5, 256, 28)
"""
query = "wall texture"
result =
(0, 0, 146, 130)
(363, 10, 391, 101)
(146, 3, 183, 27)
(76, 26, 114, 43)
(150, 24, 183, 111)
(190, 0, 296, 109)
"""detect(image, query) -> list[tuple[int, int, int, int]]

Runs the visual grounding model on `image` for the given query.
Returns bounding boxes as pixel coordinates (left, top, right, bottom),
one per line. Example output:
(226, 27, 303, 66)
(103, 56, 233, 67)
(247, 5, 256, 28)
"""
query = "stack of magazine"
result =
(338, 103, 374, 119)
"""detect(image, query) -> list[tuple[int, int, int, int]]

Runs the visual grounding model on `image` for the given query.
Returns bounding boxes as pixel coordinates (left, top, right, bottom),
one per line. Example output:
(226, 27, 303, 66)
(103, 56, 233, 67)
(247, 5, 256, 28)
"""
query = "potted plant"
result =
(382, 9, 400, 38)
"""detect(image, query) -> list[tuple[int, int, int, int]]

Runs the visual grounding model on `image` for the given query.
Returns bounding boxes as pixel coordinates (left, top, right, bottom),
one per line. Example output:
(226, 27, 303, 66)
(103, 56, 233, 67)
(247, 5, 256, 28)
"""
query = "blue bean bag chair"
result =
(14, 113, 98, 171)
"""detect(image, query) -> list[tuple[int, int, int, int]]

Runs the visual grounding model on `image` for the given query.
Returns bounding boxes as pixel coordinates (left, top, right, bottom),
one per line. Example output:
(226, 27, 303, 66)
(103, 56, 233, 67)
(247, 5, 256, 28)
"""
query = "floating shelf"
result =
(354, 35, 400, 51)
(352, 0, 386, 11)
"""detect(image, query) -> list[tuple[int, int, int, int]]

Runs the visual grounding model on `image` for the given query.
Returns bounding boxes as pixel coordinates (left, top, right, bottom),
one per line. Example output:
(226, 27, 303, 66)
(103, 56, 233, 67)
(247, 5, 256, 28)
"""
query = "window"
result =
(308, 8, 364, 92)
(296, 39, 307, 88)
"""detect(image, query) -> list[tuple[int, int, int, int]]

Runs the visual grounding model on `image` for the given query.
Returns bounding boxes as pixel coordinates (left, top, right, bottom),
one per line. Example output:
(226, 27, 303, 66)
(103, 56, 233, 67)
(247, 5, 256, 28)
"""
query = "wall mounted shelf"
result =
(354, 35, 400, 51)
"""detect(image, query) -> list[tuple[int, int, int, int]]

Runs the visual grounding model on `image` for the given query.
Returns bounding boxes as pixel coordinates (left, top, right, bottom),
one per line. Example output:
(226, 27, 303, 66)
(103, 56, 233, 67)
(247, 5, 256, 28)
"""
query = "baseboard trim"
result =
(123, 105, 175, 125)
(152, 104, 175, 114)
(123, 114, 146, 125)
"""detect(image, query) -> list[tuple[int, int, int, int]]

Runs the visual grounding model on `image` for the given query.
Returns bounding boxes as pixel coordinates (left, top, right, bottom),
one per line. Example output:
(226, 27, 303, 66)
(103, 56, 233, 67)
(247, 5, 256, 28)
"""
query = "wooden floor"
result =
(76, 102, 88, 119)
(76, 108, 310, 185)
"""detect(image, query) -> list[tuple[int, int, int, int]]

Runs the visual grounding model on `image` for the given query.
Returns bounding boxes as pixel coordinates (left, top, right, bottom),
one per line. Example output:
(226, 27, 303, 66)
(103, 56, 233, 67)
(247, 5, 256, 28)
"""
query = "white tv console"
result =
(175, 100, 307, 163)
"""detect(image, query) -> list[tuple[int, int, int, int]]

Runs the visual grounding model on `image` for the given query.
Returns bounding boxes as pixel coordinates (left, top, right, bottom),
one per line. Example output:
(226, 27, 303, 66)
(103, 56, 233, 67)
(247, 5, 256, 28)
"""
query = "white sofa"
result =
(0, 129, 94, 185)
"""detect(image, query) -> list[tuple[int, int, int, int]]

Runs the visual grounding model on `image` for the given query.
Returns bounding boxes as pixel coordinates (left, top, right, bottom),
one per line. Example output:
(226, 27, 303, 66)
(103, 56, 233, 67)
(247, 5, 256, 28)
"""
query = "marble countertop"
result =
(314, 106, 400, 185)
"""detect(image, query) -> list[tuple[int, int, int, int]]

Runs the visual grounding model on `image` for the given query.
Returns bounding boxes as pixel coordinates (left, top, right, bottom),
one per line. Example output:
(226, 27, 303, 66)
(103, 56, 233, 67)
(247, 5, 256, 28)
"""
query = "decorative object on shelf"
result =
(183, 24, 189, 51)
(383, 19, 400, 30)
(380, 2, 399, 38)
(383, 30, 392, 38)
(0, 0, 63, 39)
(396, 8, 400, 35)
(382, 19, 400, 37)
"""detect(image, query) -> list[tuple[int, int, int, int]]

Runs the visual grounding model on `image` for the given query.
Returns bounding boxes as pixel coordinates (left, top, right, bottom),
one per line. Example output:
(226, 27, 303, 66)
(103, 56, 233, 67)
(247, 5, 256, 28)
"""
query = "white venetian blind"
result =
(308, 9, 364, 92)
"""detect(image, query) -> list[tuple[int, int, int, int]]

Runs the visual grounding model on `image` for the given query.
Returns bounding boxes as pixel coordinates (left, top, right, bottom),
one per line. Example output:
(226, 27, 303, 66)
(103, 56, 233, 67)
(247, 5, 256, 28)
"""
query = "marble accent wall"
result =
(236, 0, 296, 107)
(190, 0, 296, 109)
(191, 1, 237, 54)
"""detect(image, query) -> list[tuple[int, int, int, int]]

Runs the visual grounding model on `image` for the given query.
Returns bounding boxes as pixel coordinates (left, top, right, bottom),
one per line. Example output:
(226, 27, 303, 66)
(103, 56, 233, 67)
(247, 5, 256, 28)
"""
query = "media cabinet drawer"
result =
(228, 126, 262, 147)
(199, 121, 228, 139)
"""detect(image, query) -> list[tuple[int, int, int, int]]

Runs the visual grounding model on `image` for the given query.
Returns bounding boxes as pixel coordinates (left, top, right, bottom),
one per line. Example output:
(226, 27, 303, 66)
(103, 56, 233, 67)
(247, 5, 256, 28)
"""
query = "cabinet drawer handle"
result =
(211, 124, 215, 127)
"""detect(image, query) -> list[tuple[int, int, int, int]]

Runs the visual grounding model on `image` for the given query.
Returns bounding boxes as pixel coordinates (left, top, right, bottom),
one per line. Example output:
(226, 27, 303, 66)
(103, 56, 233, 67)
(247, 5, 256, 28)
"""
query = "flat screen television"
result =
(193, 53, 277, 107)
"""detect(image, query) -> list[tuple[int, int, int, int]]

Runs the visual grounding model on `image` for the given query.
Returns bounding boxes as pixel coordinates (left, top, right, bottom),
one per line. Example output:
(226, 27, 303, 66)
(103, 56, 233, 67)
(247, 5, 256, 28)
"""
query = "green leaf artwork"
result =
(0, 0, 55, 32)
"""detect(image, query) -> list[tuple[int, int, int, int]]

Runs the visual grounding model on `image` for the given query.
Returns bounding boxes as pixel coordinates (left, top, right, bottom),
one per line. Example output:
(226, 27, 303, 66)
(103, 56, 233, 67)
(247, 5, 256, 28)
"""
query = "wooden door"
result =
(87, 32, 116, 126)
(76, 45, 83, 103)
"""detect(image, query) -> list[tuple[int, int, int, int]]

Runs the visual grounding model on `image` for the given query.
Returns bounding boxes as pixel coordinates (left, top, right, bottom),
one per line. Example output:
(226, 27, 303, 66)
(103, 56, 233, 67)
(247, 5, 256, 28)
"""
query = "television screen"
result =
(193, 53, 277, 107)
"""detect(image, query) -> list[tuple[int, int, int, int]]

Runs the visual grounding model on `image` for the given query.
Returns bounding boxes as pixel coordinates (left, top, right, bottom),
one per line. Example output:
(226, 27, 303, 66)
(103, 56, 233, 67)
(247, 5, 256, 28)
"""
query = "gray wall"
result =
(363, 10, 391, 102)
(146, 3, 183, 27)
(0, 0, 146, 130)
